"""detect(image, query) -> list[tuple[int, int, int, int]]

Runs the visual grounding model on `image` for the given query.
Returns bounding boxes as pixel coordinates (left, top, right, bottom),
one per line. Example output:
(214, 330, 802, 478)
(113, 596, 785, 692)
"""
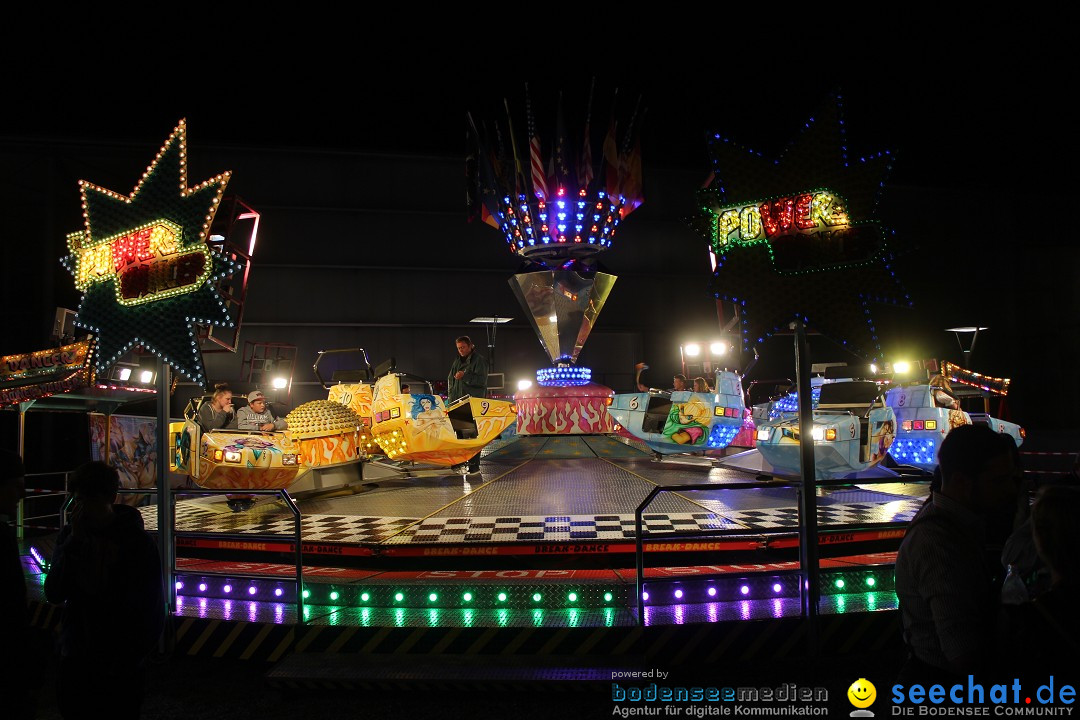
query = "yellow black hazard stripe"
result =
(29, 596, 901, 665)
(167, 612, 901, 663)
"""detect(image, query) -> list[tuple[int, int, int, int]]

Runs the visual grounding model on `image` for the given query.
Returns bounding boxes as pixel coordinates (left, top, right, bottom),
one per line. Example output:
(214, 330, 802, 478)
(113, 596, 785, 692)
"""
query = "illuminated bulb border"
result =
(536, 366, 592, 387)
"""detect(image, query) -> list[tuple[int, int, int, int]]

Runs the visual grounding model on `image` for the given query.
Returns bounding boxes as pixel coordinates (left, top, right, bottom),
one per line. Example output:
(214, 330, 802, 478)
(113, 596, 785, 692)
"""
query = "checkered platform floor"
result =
(383, 513, 743, 543)
(142, 496, 924, 545)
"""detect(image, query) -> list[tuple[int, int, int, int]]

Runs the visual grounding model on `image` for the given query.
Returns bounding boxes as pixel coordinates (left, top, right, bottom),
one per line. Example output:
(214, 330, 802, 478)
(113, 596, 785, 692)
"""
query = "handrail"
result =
(56, 487, 305, 623)
(171, 488, 304, 622)
(18, 470, 72, 538)
(633, 476, 929, 627)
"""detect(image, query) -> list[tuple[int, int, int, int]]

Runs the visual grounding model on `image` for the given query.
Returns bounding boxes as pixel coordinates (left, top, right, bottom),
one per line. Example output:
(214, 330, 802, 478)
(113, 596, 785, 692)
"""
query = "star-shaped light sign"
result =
(62, 120, 243, 386)
(688, 95, 910, 360)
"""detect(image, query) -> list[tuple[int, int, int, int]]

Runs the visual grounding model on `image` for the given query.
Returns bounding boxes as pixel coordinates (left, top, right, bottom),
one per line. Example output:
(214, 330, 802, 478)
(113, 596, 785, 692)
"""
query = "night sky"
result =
(1, 40, 1075, 445)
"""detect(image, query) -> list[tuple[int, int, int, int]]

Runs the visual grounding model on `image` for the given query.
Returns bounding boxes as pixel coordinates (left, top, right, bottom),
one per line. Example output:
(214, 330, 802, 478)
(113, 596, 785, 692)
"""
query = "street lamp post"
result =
(945, 326, 988, 366)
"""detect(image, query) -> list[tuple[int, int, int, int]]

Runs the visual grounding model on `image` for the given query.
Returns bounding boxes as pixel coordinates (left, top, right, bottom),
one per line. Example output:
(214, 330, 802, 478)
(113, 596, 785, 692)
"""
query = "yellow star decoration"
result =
(62, 120, 242, 387)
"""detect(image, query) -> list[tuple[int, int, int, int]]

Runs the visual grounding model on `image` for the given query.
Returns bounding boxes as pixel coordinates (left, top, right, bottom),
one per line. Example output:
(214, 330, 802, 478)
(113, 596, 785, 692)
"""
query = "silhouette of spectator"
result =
(999, 441, 1050, 605)
(45, 461, 164, 719)
(692, 376, 711, 393)
(671, 374, 689, 392)
(1003, 484, 1080, 681)
(894, 424, 1021, 685)
(1, 448, 34, 718)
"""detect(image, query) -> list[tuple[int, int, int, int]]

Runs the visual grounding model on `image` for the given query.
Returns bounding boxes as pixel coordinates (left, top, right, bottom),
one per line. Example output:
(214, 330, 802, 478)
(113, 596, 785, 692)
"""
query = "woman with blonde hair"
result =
(197, 383, 234, 432)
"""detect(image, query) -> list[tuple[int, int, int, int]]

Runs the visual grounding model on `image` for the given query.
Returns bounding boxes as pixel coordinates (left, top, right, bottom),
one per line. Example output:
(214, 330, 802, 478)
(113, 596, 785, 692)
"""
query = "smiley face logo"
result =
(847, 678, 876, 709)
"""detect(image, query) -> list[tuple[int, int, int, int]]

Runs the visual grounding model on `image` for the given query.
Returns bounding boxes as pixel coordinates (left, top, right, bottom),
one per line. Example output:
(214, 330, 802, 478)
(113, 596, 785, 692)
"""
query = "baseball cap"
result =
(247, 391, 266, 403)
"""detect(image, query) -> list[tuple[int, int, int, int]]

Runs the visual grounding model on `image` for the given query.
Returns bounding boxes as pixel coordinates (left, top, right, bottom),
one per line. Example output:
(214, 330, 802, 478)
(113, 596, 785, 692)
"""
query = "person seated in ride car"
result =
(236, 391, 287, 431)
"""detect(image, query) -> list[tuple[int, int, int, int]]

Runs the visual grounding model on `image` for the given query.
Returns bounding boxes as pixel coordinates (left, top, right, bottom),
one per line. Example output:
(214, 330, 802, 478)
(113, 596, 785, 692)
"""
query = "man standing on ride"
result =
(447, 336, 488, 404)
(447, 336, 488, 474)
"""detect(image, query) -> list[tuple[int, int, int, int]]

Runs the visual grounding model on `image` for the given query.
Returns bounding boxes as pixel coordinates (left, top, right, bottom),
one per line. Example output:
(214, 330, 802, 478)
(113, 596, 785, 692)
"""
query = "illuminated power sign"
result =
(712, 190, 849, 247)
(690, 95, 907, 361)
(60, 120, 242, 385)
(709, 189, 881, 272)
(69, 219, 211, 305)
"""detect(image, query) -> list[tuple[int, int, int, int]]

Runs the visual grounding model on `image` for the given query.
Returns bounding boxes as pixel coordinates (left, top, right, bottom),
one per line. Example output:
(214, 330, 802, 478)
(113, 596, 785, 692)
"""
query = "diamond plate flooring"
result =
(482, 434, 651, 462)
(144, 450, 927, 545)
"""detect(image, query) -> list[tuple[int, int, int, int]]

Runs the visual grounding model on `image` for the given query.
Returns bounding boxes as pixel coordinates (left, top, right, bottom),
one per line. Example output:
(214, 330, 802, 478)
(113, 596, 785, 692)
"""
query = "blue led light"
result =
(536, 366, 592, 387)
(707, 423, 740, 449)
(770, 386, 821, 419)
(495, 189, 623, 259)
(889, 438, 937, 465)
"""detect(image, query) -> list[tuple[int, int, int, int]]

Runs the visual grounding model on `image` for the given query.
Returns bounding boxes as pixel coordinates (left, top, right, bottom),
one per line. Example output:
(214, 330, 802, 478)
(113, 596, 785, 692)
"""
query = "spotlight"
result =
(118, 367, 132, 381)
(684, 343, 701, 357)
(893, 361, 911, 375)
(517, 379, 533, 391)
(710, 341, 727, 356)
(139, 370, 155, 384)
(707, 587, 717, 597)
(272, 376, 287, 390)
(740, 585, 750, 595)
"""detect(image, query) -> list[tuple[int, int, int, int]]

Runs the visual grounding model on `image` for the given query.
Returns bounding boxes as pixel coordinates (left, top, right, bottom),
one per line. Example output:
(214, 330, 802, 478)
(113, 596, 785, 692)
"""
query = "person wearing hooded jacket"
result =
(45, 461, 164, 719)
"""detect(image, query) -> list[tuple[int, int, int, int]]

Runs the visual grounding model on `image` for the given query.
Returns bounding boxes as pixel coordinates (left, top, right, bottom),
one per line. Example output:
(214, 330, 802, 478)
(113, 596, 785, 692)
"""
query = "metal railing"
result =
(54, 486, 306, 622)
(633, 476, 928, 629)
(1019, 451, 1079, 485)
(16, 471, 71, 538)
(168, 488, 305, 621)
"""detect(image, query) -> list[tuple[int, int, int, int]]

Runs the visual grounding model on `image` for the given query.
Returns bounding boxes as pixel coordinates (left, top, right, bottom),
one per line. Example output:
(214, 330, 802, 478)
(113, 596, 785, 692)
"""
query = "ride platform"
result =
(21, 434, 927, 668)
